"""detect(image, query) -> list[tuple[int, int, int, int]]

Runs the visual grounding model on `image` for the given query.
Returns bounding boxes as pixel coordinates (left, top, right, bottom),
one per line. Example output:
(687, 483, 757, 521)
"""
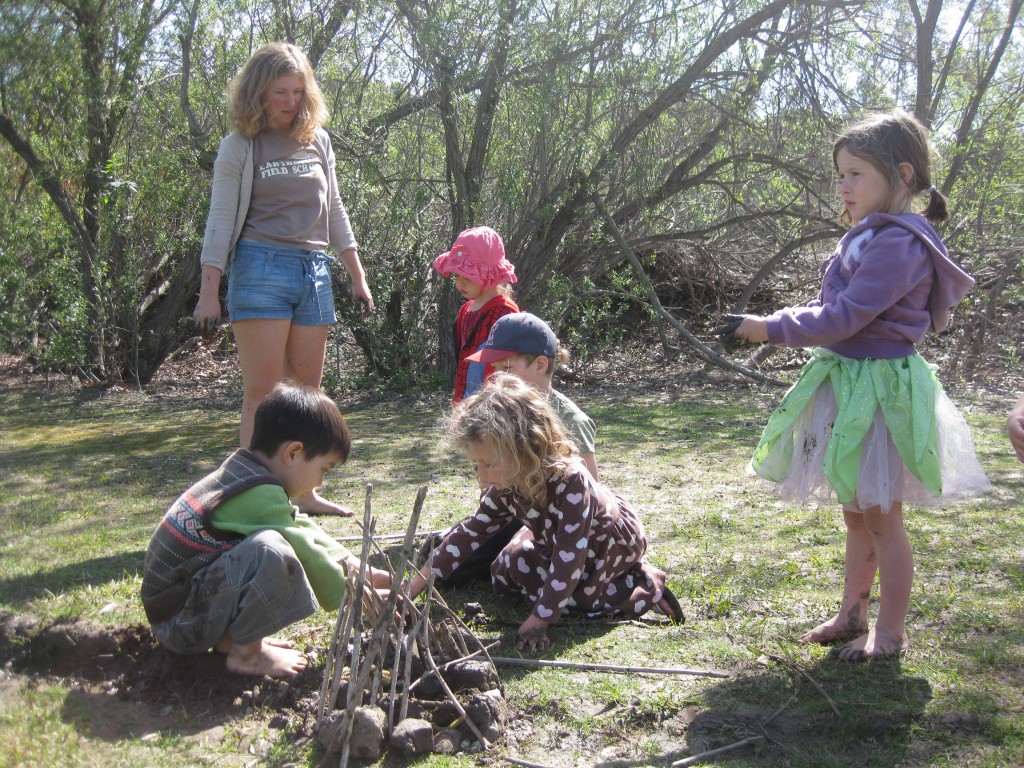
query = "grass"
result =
(1, 371, 1022, 767)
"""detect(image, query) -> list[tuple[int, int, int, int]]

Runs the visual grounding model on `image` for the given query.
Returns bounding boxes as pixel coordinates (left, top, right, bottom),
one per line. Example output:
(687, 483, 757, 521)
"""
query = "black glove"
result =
(712, 313, 746, 352)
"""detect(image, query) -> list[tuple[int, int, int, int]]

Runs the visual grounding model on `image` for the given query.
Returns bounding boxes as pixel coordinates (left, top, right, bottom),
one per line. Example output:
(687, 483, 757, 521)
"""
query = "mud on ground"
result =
(0, 611, 322, 757)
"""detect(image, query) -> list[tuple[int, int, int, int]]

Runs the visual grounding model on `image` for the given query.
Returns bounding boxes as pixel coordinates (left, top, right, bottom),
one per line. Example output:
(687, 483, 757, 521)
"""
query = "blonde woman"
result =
(193, 42, 373, 516)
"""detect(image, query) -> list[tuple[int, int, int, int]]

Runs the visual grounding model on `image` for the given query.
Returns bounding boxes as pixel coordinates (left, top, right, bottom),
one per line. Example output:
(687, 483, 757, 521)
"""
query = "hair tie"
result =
(926, 185, 937, 194)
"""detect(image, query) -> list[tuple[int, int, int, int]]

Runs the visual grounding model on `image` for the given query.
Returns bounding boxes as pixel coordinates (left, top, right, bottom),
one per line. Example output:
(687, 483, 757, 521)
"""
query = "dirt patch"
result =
(0, 611, 320, 748)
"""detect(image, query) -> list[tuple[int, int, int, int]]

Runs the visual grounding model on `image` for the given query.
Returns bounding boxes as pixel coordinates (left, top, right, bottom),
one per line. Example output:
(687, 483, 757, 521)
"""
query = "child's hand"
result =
(515, 614, 550, 652)
(737, 316, 769, 344)
(714, 313, 768, 350)
(712, 314, 745, 352)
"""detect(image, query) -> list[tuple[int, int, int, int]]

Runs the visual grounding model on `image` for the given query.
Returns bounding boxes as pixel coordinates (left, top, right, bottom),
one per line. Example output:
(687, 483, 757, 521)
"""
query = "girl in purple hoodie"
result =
(727, 110, 990, 661)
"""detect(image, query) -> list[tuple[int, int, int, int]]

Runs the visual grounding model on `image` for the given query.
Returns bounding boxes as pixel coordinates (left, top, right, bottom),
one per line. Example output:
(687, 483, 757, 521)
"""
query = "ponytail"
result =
(922, 184, 949, 223)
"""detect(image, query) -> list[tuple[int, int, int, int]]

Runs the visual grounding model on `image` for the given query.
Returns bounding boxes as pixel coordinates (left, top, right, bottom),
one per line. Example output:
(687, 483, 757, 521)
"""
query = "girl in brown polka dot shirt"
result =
(406, 375, 682, 651)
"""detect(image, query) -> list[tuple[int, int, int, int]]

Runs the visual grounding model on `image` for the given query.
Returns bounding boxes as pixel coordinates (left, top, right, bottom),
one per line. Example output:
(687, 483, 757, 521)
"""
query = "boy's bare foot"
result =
(837, 629, 908, 662)
(796, 612, 868, 645)
(294, 488, 354, 516)
(225, 638, 308, 678)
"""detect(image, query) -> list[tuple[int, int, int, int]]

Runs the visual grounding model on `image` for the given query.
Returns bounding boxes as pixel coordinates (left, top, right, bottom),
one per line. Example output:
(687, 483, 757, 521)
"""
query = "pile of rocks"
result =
(317, 657, 508, 759)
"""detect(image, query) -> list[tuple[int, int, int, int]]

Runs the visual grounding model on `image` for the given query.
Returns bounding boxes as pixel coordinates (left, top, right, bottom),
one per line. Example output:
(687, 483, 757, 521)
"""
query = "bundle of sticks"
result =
(315, 485, 500, 766)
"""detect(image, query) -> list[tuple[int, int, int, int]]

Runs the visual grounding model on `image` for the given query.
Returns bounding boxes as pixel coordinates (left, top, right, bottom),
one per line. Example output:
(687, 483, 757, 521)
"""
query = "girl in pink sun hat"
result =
(434, 226, 519, 402)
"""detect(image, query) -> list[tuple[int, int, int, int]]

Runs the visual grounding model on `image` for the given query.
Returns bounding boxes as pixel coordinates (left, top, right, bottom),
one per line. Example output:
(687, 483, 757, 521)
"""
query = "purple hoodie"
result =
(765, 212, 974, 359)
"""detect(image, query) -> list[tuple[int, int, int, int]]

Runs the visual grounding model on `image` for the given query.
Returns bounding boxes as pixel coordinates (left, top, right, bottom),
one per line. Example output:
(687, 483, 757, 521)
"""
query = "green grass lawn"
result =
(1, 372, 1022, 767)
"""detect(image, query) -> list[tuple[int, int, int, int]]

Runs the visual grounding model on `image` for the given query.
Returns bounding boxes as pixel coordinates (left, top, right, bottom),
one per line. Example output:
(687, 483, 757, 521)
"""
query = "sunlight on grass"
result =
(1, 380, 1022, 766)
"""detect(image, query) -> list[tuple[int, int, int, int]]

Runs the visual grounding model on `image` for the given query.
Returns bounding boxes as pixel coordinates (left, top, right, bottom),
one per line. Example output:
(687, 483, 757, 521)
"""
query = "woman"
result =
(193, 42, 373, 515)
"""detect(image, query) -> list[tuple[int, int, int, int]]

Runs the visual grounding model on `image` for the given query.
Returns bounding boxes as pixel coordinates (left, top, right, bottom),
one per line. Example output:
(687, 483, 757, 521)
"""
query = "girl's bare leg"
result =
(797, 507, 874, 644)
(838, 502, 911, 660)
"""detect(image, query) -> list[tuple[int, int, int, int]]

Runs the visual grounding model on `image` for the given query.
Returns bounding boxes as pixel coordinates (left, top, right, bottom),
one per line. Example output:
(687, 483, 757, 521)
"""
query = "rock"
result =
(349, 707, 387, 760)
(433, 727, 462, 755)
(316, 711, 345, 751)
(316, 706, 386, 760)
(465, 689, 507, 742)
(389, 718, 434, 755)
(440, 659, 499, 693)
(405, 697, 461, 726)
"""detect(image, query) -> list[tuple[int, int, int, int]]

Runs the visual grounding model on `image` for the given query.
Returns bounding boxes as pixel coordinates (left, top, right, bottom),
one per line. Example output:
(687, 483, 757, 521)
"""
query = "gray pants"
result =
(152, 530, 319, 654)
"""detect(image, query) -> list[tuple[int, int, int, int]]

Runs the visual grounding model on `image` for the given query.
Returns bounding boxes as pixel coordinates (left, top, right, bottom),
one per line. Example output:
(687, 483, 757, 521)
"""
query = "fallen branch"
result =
(591, 190, 786, 387)
(502, 757, 558, 768)
(488, 657, 730, 678)
(670, 735, 765, 767)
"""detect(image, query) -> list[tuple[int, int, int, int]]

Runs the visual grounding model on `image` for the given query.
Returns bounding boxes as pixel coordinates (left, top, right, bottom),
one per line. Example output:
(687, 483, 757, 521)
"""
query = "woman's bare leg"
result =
(233, 318, 294, 448)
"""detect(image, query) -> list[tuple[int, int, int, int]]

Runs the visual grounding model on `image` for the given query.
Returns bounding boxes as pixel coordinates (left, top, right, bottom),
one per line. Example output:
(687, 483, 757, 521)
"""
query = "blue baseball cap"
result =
(466, 312, 558, 363)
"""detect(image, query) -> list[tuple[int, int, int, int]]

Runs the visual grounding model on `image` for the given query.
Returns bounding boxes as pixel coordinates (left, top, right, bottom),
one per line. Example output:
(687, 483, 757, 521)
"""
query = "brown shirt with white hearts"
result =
(431, 466, 650, 622)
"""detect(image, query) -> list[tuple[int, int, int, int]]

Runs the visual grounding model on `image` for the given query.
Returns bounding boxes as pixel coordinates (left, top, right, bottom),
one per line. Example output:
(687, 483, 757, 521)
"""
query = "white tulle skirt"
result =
(751, 353, 991, 512)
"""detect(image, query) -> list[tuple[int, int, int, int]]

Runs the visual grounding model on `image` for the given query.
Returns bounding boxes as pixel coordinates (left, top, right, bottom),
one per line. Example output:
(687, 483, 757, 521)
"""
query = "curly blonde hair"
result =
(450, 374, 578, 507)
(228, 42, 328, 142)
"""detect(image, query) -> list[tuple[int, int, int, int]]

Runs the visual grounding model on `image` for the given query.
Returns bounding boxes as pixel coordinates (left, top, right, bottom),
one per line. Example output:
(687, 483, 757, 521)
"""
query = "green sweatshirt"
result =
(213, 485, 352, 611)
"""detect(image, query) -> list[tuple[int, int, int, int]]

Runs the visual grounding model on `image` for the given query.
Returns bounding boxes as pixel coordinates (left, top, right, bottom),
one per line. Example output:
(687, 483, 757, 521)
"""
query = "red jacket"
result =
(453, 294, 519, 402)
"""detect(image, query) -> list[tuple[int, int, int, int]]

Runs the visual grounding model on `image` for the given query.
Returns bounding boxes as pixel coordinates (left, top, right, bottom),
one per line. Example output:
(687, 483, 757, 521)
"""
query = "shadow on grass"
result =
(625, 654, 936, 768)
(0, 551, 145, 608)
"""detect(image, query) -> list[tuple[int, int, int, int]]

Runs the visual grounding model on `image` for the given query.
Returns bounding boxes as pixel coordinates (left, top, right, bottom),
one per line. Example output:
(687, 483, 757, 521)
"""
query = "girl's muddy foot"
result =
(837, 629, 908, 662)
(796, 617, 868, 645)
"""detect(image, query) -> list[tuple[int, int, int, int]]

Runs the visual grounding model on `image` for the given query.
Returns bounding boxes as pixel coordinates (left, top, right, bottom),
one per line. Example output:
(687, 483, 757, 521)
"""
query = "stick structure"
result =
(316, 486, 498, 766)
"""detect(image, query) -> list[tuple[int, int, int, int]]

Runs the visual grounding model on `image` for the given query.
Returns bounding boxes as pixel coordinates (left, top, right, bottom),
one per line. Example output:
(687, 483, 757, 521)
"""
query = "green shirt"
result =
(212, 485, 352, 611)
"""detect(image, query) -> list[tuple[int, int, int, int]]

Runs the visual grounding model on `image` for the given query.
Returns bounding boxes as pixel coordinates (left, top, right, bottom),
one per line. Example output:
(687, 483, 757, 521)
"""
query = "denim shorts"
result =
(226, 240, 337, 326)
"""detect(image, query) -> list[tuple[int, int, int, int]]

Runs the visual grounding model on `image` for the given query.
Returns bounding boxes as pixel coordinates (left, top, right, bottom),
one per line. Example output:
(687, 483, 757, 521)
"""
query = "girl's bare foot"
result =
(837, 629, 908, 661)
(790, 610, 864, 647)
(294, 488, 354, 516)
(225, 638, 308, 678)
(655, 586, 684, 623)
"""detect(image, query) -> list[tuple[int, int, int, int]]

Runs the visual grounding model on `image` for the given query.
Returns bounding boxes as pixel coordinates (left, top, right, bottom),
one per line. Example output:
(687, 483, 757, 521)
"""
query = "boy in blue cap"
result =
(466, 312, 598, 478)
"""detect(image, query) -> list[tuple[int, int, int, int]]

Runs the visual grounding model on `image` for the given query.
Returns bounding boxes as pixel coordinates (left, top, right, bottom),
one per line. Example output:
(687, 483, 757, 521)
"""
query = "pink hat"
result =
(433, 226, 517, 288)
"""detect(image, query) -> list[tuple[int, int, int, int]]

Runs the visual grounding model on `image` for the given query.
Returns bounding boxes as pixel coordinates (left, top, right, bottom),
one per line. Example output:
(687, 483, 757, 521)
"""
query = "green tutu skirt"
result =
(751, 348, 990, 509)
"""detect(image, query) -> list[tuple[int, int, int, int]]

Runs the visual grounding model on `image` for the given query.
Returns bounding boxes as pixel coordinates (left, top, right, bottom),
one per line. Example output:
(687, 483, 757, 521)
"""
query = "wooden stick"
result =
(488, 657, 730, 678)
(421, 633, 491, 748)
(336, 489, 377, 768)
(670, 735, 765, 767)
(333, 531, 424, 543)
(502, 757, 558, 768)
(343, 487, 426, 753)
